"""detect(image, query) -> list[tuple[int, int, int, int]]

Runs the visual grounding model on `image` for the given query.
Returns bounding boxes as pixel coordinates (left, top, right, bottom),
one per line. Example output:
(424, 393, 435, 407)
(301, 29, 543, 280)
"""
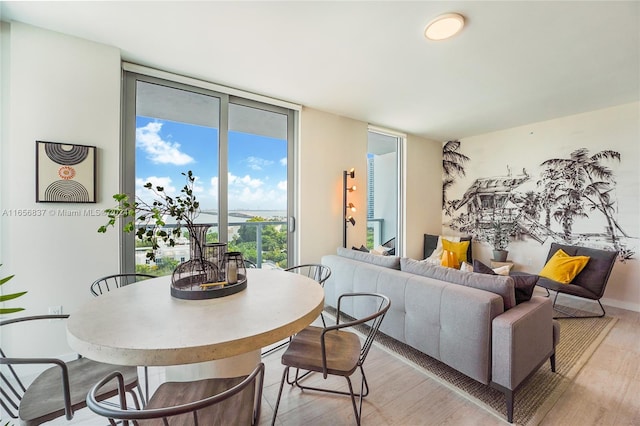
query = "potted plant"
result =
(488, 220, 512, 262)
(99, 171, 218, 285)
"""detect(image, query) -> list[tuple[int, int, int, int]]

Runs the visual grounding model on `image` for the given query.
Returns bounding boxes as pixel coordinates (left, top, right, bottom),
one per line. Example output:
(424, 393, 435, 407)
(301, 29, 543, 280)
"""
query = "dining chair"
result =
(271, 292, 390, 426)
(284, 263, 331, 327)
(244, 259, 258, 268)
(0, 315, 142, 426)
(90, 273, 156, 296)
(90, 272, 155, 403)
(87, 362, 265, 426)
(261, 264, 331, 357)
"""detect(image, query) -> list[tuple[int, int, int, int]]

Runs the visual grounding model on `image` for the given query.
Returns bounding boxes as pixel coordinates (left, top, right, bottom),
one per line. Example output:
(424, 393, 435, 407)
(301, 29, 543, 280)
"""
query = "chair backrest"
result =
(244, 259, 258, 268)
(90, 273, 156, 297)
(382, 238, 396, 255)
(331, 292, 390, 369)
(284, 264, 331, 287)
(87, 362, 265, 425)
(0, 315, 71, 422)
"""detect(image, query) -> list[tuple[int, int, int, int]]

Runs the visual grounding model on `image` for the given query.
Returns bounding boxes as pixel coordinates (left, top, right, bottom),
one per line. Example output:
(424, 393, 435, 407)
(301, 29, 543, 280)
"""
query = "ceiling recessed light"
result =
(424, 13, 465, 41)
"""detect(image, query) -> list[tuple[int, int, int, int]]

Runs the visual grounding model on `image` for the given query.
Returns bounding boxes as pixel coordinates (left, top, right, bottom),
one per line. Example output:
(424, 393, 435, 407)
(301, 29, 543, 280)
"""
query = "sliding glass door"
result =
(122, 73, 295, 274)
(226, 100, 291, 268)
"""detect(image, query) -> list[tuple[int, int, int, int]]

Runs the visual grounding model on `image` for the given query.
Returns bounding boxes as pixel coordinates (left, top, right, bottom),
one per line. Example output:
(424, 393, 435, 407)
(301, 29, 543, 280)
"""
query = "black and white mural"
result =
(443, 141, 635, 262)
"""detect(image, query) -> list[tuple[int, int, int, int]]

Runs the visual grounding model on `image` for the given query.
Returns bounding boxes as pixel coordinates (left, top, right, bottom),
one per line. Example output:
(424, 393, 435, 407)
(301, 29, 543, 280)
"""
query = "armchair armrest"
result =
(491, 296, 555, 390)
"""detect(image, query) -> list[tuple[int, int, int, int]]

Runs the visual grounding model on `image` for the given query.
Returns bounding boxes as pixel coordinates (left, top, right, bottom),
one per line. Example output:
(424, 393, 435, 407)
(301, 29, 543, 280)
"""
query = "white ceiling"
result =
(2, 1, 638, 141)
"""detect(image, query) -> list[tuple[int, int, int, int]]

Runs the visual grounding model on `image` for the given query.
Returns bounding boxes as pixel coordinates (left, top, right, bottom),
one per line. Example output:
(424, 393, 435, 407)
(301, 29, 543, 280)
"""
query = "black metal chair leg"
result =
(144, 366, 149, 406)
(271, 367, 289, 426)
(345, 376, 360, 426)
(551, 291, 606, 319)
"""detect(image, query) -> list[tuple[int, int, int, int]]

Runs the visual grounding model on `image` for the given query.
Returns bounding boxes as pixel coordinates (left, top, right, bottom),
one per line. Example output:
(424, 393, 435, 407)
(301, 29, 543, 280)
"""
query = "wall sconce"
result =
(343, 168, 356, 248)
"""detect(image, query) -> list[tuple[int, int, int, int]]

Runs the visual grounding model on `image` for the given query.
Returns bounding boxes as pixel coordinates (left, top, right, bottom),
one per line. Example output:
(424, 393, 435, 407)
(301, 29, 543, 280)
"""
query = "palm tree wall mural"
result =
(442, 140, 469, 216)
(443, 143, 634, 262)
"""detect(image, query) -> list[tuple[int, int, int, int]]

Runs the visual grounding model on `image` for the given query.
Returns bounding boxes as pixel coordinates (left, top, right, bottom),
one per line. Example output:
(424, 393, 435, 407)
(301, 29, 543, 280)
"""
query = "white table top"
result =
(67, 268, 324, 366)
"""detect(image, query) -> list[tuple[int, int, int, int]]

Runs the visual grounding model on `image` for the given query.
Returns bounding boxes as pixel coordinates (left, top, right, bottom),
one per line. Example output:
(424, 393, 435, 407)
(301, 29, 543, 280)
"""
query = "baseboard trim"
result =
(601, 297, 640, 313)
(546, 290, 640, 313)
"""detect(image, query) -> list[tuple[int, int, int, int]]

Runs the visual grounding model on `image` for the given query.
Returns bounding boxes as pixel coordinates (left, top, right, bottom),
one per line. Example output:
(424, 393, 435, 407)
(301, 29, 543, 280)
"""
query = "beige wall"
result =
(405, 133, 443, 259)
(1, 22, 122, 357)
(297, 108, 368, 263)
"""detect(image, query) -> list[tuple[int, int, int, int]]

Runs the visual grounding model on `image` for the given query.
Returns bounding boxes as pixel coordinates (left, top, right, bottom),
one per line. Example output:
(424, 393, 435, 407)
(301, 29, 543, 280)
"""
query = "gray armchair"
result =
(535, 243, 617, 318)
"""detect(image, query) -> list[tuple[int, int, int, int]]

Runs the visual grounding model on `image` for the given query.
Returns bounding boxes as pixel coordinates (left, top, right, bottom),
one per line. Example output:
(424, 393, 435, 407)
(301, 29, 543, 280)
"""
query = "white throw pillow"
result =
(492, 265, 512, 275)
(459, 261, 473, 273)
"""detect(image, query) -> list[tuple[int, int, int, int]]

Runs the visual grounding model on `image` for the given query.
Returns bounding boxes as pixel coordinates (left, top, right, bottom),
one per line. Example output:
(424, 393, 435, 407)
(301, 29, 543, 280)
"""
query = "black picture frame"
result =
(35, 141, 97, 203)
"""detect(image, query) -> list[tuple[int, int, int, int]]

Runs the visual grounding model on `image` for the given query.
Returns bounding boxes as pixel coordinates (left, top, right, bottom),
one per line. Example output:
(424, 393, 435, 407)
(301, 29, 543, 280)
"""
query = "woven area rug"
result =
(328, 305, 617, 426)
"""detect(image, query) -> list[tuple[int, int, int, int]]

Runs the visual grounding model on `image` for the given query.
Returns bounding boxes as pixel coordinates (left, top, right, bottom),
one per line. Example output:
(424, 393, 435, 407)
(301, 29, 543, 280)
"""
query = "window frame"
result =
(121, 69, 298, 272)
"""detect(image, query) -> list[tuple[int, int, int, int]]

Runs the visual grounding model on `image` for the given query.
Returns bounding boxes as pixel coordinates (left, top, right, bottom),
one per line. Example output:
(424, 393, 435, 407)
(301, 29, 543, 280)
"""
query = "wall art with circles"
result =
(36, 141, 96, 203)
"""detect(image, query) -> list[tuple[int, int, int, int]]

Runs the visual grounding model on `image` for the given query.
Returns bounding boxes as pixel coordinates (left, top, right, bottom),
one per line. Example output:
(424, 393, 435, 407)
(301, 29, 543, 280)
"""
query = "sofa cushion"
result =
(337, 247, 401, 270)
(402, 258, 516, 310)
(539, 248, 590, 284)
(474, 261, 538, 304)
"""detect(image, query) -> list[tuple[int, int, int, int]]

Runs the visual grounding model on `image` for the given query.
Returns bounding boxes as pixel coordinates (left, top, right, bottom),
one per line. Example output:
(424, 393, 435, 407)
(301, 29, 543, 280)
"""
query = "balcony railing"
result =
(135, 220, 287, 275)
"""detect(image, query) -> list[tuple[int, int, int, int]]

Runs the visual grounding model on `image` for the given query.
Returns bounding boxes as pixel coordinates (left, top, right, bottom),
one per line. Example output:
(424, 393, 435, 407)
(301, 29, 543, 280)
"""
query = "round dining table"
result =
(66, 268, 324, 379)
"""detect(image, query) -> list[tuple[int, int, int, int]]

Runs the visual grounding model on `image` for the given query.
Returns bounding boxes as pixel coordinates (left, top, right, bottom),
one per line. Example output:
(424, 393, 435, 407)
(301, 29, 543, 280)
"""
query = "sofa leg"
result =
(550, 352, 556, 372)
(505, 389, 514, 423)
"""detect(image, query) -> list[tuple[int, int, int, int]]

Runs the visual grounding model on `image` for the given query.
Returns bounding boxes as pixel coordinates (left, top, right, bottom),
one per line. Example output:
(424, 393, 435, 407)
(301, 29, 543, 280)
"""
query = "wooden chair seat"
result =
(87, 363, 264, 426)
(19, 358, 139, 426)
(136, 376, 256, 426)
(281, 326, 361, 377)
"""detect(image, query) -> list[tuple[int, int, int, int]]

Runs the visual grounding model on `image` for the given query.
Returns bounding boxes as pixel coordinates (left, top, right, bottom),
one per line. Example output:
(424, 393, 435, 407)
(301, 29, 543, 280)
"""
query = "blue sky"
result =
(135, 117, 287, 211)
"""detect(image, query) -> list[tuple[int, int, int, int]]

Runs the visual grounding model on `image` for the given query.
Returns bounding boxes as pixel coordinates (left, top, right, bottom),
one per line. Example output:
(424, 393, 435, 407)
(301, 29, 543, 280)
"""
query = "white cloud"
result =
(246, 156, 274, 171)
(228, 173, 263, 189)
(136, 122, 194, 166)
(227, 172, 286, 209)
(279, 157, 287, 166)
(208, 176, 219, 201)
(277, 180, 287, 191)
(135, 176, 176, 206)
(191, 174, 205, 194)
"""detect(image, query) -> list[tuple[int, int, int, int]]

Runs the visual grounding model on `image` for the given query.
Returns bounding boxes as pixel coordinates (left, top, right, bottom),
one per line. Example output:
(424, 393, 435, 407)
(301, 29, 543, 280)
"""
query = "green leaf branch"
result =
(0, 264, 26, 315)
(99, 171, 202, 261)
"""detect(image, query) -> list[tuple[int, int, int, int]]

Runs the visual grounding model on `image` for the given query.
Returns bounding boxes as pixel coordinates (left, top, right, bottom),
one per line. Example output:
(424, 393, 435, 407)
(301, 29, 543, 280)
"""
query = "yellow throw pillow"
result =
(441, 249, 459, 269)
(539, 249, 590, 284)
(442, 239, 470, 264)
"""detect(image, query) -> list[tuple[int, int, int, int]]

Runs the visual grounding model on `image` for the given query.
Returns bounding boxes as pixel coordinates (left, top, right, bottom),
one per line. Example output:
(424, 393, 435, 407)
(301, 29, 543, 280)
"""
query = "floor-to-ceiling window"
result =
(122, 71, 296, 274)
(366, 127, 404, 255)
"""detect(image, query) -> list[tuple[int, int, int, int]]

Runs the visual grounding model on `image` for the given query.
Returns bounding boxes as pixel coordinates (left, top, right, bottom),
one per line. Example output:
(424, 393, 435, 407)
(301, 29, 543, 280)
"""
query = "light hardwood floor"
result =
(20, 298, 640, 425)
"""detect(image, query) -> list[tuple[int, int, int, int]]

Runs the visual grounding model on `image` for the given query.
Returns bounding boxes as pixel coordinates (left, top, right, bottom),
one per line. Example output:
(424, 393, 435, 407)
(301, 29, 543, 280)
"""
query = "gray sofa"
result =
(321, 248, 560, 423)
